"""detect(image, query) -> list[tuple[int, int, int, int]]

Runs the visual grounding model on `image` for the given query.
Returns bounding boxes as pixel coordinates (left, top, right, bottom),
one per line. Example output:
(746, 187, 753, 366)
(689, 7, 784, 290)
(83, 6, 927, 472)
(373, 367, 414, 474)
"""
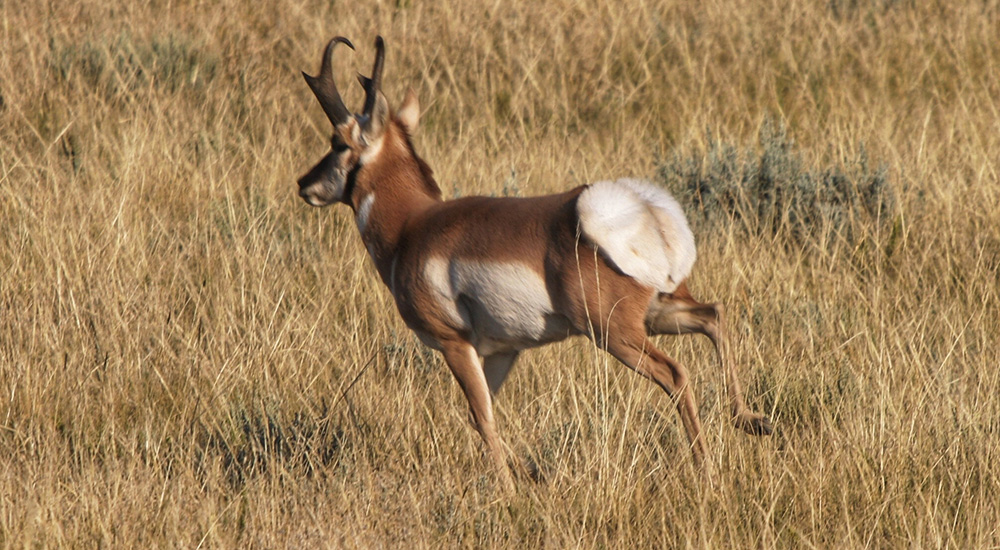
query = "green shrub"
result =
(658, 119, 898, 249)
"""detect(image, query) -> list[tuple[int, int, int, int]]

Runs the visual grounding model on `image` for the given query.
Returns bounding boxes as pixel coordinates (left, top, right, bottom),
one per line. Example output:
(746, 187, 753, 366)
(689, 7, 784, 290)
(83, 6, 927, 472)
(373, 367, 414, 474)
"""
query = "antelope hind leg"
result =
(646, 289, 773, 436)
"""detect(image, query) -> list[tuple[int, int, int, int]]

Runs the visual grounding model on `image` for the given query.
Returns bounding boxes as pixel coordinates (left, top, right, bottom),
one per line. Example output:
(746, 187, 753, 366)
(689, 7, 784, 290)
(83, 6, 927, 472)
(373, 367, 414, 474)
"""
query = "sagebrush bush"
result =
(658, 119, 898, 249)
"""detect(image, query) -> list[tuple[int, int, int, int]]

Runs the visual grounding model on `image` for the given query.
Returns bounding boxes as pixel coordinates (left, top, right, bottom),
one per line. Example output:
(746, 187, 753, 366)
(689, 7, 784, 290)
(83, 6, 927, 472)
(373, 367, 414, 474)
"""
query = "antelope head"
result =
(297, 35, 420, 207)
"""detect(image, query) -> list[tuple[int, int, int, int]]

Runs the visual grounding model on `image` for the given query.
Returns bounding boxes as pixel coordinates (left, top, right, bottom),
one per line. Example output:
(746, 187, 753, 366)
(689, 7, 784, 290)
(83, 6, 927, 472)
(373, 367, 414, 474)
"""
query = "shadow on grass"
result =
(199, 401, 350, 488)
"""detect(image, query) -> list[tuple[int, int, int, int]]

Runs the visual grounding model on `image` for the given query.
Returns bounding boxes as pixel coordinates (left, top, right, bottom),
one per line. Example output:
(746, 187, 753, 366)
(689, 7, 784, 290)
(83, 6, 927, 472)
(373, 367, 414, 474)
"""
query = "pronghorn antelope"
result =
(297, 36, 772, 488)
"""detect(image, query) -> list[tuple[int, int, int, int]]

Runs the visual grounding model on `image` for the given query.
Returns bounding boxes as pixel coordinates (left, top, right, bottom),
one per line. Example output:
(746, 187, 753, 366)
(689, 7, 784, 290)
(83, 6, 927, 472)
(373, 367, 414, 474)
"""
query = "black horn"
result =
(302, 36, 355, 126)
(360, 36, 385, 117)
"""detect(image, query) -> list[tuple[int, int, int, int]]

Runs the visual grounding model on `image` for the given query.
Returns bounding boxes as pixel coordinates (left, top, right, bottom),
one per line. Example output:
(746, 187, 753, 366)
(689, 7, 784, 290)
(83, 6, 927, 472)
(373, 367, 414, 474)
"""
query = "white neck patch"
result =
(356, 193, 375, 234)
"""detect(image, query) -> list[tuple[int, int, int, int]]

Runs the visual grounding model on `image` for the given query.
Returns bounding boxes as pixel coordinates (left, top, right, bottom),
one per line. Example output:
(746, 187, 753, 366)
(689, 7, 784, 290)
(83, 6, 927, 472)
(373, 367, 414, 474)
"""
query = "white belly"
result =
(423, 257, 572, 355)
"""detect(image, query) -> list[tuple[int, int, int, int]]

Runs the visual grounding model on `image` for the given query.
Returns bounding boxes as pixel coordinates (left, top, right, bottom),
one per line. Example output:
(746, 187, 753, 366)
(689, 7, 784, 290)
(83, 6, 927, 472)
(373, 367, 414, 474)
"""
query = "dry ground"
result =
(2, 0, 999, 547)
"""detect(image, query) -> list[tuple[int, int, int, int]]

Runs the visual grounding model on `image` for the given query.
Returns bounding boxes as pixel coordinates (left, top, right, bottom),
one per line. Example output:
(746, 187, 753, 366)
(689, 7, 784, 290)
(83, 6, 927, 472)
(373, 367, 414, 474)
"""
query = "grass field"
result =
(2, 0, 999, 546)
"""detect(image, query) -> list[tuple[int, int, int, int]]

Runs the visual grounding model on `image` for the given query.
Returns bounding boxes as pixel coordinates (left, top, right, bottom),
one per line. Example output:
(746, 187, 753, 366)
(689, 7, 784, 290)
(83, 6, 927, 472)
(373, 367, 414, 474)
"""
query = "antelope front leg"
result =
(482, 351, 519, 395)
(440, 341, 516, 492)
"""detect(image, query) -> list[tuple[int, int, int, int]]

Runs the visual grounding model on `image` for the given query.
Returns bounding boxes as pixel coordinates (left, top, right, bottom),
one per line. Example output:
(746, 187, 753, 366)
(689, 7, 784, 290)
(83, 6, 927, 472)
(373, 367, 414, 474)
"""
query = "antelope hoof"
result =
(737, 413, 773, 436)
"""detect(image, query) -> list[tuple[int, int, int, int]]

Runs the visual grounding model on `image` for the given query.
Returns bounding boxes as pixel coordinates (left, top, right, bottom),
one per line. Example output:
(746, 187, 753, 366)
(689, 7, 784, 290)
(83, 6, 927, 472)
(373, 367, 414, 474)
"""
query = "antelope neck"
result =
(350, 154, 439, 286)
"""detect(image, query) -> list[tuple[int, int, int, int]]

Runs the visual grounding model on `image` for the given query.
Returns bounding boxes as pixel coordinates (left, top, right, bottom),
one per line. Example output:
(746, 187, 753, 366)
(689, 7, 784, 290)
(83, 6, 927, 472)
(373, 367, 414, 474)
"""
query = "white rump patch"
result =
(576, 178, 696, 293)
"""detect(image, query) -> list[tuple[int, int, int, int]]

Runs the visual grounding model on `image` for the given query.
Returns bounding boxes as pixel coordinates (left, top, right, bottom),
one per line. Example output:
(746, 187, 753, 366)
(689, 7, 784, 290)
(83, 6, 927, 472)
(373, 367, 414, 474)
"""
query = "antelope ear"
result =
(396, 88, 420, 134)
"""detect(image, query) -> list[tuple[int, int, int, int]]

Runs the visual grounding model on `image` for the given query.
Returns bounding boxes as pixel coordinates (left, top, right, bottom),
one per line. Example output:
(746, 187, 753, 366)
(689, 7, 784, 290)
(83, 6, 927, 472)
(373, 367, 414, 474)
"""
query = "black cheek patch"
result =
(297, 152, 338, 189)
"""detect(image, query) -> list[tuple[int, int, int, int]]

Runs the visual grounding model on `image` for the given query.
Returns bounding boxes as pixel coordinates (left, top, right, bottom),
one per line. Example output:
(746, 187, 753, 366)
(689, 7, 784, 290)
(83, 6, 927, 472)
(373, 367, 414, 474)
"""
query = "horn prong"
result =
(303, 36, 355, 126)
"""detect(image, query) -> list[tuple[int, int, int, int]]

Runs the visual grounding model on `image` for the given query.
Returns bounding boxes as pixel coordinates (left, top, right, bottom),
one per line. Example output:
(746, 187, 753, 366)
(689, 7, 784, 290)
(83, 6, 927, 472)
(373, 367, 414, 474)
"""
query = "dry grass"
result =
(2, 0, 999, 547)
